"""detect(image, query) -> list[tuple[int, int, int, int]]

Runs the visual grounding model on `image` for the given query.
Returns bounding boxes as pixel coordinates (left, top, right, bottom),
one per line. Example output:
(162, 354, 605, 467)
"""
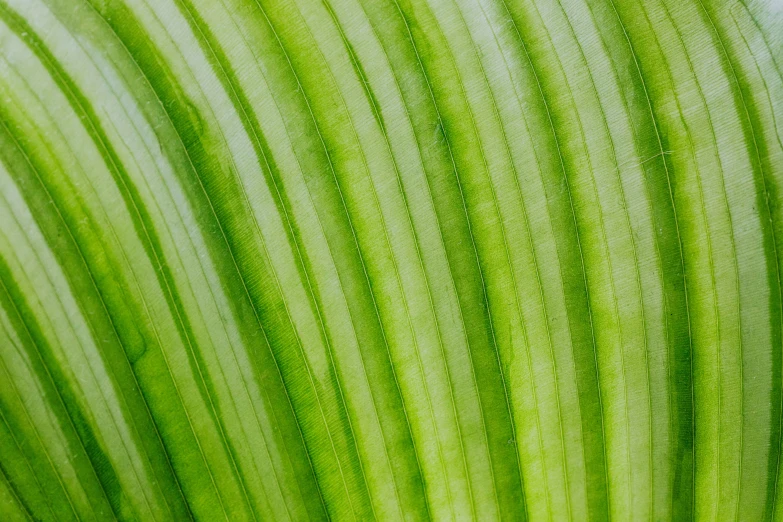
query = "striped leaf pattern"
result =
(0, 0, 781, 519)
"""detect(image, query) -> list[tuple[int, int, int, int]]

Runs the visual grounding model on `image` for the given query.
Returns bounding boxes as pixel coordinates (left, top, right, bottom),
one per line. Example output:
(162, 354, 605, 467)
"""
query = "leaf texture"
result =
(0, 0, 781, 519)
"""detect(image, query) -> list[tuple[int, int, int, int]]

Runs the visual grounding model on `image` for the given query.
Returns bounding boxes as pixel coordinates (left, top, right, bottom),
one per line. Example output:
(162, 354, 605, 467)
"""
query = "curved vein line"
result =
(388, 0, 521, 516)
(0, 449, 36, 521)
(286, 3, 432, 517)
(605, 2, 697, 517)
(0, 332, 73, 521)
(205, 4, 365, 516)
(347, 1, 481, 517)
(522, 0, 637, 514)
(250, 1, 408, 518)
(657, 2, 746, 517)
(0, 12, 222, 517)
(321, 0, 454, 516)
(168, 3, 337, 518)
(728, 7, 783, 517)
(629, 1, 725, 517)
(695, 2, 781, 519)
(553, 0, 657, 514)
(79, 4, 286, 517)
(0, 174, 123, 520)
(0, 96, 159, 520)
(497, 1, 610, 518)
(474, 6, 561, 516)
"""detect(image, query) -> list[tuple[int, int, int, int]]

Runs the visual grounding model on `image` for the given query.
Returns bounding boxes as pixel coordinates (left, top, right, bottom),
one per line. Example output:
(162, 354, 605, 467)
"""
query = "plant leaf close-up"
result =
(0, 0, 782, 519)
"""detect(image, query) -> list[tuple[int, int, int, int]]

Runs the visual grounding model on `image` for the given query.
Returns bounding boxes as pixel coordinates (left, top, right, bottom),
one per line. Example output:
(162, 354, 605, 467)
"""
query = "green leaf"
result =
(0, 0, 781, 519)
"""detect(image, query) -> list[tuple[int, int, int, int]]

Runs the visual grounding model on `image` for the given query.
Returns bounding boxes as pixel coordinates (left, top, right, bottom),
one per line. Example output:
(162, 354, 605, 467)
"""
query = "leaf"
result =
(0, 0, 781, 519)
